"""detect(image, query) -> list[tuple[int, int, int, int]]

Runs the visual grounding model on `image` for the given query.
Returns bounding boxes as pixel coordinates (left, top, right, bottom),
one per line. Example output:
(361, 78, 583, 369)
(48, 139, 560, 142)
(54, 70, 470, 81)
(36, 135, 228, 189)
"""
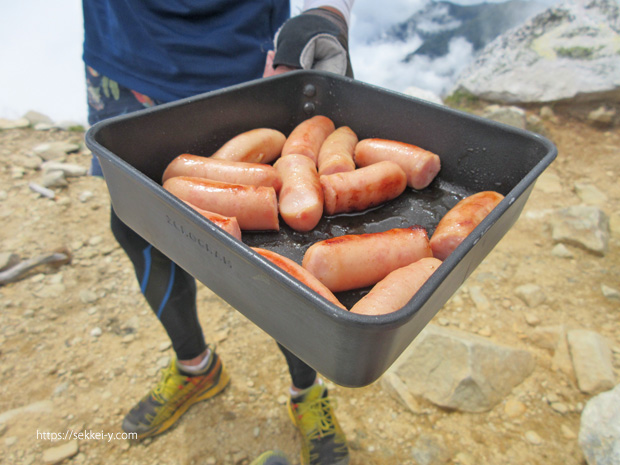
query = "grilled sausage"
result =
(163, 154, 282, 192)
(274, 154, 323, 232)
(430, 191, 504, 260)
(181, 200, 242, 240)
(302, 226, 433, 292)
(320, 161, 407, 215)
(350, 257, 442, 316)
(317, 126, 358, 176)
(253, 248, 346, 310)
(282, 115, 335, 164)
(210, 128, 286, 164)
(163, 176, 279, 231)
(355, 138, 441, 190)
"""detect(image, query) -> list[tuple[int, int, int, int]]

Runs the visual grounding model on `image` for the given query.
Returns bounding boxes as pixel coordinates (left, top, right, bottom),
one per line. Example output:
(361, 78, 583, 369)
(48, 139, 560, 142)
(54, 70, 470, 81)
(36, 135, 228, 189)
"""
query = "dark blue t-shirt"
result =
(83, 0, 290, 102)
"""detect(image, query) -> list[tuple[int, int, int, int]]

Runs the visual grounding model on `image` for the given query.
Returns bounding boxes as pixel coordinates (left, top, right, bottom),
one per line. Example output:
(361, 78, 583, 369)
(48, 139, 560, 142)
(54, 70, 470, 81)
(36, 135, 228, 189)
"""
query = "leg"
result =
(278, 344, 349, 465)
(110, 208, 206, 360)
(86, 68, 229, 439)
(277, 343, 317, 390)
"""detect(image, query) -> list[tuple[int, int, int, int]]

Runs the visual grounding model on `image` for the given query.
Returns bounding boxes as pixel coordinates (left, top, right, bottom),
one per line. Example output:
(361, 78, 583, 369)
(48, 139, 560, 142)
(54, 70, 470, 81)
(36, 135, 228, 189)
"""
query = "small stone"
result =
(540, 106, 558, 123)
(587, 105, 616, 128)
(42, 440, 79, 464)
(525, 430, 543, 445)
(551, 243, 574, 258)
(550, 402, 569, 414)
(277, 395, 288, 405)
(515, 284, 546, 307)
(4, 436, 17, 446)
(79, 191, 95, 203)
(601, 285, 620, 300)
(158, 341, 172, 352)
(40, 170, 68, 188)
(524, 313, 541, 326)
(157, 355, 171, 368)
(41, 161, 88, 177)
(574, 182, 608, 206)
(469, 286, 491, 311)
(504, 399, 527, 418)
(79, 290, 99, 304)
(90, 327, 102, 338)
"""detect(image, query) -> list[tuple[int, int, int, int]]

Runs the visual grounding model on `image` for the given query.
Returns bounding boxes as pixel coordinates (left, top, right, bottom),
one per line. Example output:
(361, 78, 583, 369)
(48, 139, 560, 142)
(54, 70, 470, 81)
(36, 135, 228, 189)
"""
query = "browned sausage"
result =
(317, 126, 357, 176)
(320, 161, 407, 215)
(163, 176, 279, 231)
(181, 200, 242, 241)
(274, 154, 323, 232)
(355, 138, 441, 189)
(253, 248, 346, 310)
(281, 115, 335, 164)
(162, 154, 282, 192)
(350, 257, 443, 315)
(302, 226, 433, 292)
(430, 191, 504, 260)
(210, 128, 286, 164)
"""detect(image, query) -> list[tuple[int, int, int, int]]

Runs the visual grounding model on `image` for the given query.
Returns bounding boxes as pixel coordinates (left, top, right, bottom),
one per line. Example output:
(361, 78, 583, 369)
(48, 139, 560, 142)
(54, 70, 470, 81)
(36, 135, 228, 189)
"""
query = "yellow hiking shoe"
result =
(288, 383, 349, 465)
(122, 350, 229, 440)
(250, 450, 291, 465)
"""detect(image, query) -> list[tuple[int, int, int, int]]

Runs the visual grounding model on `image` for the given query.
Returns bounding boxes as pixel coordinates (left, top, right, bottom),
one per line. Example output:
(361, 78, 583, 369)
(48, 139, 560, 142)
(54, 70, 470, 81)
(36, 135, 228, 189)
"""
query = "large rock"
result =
(579, 383, 620, 465)
(384, 325, 535, 412)
(450, 0, 620, 105)
(550, 205, 610, 256)
(568, 329, 616, 394)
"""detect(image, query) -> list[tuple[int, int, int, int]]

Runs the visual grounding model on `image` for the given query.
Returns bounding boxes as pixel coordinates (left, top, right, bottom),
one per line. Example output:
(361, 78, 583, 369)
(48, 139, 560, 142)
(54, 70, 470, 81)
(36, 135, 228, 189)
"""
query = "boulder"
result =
(449, 0, 620, 106)
(384, 324, 535, 412)
(579, 383, 620, 465)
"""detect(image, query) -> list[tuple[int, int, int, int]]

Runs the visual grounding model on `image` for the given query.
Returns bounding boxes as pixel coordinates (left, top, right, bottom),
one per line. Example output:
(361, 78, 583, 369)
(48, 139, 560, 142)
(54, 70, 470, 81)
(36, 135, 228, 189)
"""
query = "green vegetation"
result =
(443, 89, 483, 112)
(555, 45, 601, 60)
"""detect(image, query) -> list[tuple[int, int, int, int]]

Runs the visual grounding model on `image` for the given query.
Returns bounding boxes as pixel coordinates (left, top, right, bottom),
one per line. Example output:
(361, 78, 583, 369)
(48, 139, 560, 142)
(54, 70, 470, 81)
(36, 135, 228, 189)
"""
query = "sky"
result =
(0, 0, 553, 125)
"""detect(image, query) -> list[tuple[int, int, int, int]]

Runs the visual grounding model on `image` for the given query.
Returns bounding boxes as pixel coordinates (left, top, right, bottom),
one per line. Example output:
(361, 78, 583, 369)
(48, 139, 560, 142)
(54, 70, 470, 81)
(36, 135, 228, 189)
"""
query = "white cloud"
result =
(0, 0, 86, 123)
(350, 35, 475, 97)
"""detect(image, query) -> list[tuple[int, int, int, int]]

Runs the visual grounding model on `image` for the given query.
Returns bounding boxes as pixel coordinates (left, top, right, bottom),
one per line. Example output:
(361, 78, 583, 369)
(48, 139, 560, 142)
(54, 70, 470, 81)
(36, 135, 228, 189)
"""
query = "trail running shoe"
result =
(122, 350, 229, 440)
(250, 450, 291, 465)
(288, 383, 350, 465)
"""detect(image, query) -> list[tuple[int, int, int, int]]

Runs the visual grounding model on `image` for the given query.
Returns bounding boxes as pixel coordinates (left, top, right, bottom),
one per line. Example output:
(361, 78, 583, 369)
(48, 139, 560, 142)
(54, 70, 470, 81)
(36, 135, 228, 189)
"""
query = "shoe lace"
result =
(151, 364, 186, 404)
(296, 396, 338, 441)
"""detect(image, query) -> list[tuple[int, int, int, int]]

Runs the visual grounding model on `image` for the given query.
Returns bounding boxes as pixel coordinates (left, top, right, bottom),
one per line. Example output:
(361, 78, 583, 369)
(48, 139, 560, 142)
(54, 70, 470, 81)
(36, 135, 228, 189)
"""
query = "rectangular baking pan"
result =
(85, 71, 557, 387)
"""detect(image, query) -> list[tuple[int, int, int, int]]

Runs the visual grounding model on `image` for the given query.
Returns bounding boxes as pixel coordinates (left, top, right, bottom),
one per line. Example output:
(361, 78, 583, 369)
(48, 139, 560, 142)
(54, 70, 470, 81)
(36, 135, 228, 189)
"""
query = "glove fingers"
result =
(299, 35, 348, 75)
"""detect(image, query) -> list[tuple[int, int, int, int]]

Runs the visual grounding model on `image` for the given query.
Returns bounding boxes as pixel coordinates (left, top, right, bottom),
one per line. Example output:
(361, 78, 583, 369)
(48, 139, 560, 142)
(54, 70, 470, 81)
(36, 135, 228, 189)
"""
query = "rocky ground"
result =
(0, 108, 618, 465)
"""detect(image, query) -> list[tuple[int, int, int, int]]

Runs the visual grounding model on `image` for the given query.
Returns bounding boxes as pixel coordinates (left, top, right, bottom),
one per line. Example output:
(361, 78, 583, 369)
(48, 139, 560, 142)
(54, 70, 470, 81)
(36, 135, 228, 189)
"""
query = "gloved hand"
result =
(263, 7, 353, 78)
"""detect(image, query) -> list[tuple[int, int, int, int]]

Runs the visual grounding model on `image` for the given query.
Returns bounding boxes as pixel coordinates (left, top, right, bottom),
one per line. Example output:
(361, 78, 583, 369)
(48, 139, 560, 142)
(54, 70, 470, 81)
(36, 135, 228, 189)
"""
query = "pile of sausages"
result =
(162, 115, 504, 316)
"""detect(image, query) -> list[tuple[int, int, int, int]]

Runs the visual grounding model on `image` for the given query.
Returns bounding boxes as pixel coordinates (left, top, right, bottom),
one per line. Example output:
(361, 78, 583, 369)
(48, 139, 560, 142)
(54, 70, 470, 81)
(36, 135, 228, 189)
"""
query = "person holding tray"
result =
(82, 1, 355, 464)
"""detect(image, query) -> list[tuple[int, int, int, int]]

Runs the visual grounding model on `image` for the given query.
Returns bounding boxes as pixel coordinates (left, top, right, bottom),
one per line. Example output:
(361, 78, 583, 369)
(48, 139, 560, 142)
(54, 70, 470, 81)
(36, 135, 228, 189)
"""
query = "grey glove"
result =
(273, 8, 353, 78)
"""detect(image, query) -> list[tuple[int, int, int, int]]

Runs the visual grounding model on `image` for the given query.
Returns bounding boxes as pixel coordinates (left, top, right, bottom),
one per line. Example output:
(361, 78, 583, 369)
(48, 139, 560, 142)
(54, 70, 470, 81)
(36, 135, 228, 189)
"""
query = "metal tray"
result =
(85, 71, 557, 387)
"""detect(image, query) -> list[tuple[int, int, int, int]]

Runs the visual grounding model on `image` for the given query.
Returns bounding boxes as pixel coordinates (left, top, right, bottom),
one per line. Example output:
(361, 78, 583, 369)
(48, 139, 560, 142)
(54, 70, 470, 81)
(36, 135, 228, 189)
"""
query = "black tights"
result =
(110, 208, 318, 389)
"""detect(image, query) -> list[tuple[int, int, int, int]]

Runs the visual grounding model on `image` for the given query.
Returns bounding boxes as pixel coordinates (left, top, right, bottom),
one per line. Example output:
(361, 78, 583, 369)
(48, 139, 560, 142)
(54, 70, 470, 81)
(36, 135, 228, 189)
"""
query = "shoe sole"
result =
(133, 363, 231, 440)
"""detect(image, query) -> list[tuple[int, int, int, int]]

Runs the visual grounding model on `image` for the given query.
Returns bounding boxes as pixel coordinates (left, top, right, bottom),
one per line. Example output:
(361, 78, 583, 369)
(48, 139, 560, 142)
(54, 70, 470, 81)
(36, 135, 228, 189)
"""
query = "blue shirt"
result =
(83, 0, 290, 102)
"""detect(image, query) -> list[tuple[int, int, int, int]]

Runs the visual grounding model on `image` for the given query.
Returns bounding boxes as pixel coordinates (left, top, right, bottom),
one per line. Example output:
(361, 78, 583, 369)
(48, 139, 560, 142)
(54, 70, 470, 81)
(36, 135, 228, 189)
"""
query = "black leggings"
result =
(88, 67, 317, 390)
(110, 208, 317, 389)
